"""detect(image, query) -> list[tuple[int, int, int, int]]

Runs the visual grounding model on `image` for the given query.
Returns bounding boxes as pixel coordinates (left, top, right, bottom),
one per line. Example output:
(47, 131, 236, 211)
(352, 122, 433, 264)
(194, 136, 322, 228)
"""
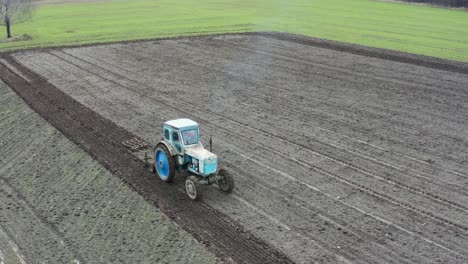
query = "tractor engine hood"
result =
(186, 146, 218, 175)
(185, 146, 217, 162)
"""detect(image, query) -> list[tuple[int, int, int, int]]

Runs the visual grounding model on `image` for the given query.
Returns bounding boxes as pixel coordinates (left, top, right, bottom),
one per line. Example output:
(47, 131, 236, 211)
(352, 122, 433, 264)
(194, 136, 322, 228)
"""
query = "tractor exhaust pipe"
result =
(209, 136, 213, 152)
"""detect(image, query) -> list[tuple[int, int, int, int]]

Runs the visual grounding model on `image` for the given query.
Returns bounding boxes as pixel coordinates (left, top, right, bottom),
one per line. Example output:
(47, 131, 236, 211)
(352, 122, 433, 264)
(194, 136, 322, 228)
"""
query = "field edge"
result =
(3, 31, 468, 75)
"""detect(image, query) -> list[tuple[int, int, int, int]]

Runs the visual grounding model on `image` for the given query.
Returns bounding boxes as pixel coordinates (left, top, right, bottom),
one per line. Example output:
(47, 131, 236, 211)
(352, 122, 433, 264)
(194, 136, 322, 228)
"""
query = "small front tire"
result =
(185, 175, 202, 201)
(217, 168, 234, 193)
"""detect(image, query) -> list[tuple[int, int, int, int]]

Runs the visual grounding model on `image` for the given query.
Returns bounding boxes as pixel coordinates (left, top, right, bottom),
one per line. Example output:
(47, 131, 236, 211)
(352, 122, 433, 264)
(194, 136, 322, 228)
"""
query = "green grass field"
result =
(1, 0, 468, 62)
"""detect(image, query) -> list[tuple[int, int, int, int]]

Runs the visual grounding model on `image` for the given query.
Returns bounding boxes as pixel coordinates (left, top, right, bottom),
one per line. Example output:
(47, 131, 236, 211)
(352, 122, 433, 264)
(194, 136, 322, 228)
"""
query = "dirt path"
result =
(2, 33, 468, 263)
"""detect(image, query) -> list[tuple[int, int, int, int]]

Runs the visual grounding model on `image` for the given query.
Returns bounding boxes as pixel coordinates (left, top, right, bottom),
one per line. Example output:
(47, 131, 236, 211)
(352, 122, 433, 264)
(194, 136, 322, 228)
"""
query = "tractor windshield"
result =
(181, 129, 199, 145)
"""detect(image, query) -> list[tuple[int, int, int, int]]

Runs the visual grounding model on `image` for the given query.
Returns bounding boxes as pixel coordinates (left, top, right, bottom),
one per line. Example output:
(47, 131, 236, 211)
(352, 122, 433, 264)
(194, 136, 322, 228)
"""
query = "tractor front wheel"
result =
(154, 144, 175, 183)
(185, 175, 202, 201)
(217, 168, 234, 193)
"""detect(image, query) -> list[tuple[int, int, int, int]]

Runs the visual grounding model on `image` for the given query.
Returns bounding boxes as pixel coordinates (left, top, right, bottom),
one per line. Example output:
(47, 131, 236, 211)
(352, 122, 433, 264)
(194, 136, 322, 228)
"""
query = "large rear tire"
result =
(217, 168, 234, 193)
(154, 144, 175, 183)
(185, 175, 202, 201)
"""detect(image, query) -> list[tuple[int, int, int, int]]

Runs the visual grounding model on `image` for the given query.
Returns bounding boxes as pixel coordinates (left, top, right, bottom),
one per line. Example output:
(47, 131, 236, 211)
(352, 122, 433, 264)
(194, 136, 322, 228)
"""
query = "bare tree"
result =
(0, 0, 33, 38)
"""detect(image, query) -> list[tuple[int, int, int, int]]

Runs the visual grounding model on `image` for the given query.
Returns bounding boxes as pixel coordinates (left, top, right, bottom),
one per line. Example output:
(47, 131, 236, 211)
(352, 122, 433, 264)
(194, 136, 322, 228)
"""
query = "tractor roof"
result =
(164, 118, 198, 129)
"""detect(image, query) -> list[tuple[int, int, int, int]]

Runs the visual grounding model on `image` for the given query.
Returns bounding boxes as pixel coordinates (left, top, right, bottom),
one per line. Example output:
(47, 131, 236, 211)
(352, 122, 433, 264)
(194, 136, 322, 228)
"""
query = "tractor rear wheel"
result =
(217, 168, 234, 193)
(154, 144, 175, 183)
(185, 175, 202, 201)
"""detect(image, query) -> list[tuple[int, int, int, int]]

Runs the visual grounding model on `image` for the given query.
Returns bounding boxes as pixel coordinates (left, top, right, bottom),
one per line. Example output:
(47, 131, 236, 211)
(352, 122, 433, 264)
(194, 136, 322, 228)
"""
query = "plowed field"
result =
(2, 33, 468, 263)
(0, 80, 217, 264)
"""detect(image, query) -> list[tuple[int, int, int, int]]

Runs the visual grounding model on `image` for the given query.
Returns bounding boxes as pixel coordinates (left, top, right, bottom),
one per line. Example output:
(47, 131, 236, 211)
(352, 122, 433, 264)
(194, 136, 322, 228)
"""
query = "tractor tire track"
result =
(176, 39, 468, 128)
(42, 48, 468, 228)
(17, 50, 468, 262)
(25, 48, 468, 261)
(6, 33, 468, 263)
(0, 57, 293, 264)
(99, 42, 468, 180)
(0, 178, 83, 264)
(59, 47, 468, 210)
(61, 47, 468, 203)
(82, 42, 468, 177)
(14, 53, 384, 262)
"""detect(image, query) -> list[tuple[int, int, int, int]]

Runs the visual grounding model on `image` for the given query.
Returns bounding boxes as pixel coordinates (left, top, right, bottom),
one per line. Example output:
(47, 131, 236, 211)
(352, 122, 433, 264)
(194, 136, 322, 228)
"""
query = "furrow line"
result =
(28, 54, 404, 262)
(22, 53, 396, 262)
(0, 227, 27, 264)
(20, 51, 468, 259)
(100, 44, 468, 177)
(64, 46, 468, 192)
(42, 51, 468, 234)
(181, 38, 468, 112)
(154, 37, 468, 120)
(224, 154, 467, 260)
(207, 37, 468, 97)
(1, 55, 294, 264)
(50, 50, 468, 218)
(0, 177, 85, 264)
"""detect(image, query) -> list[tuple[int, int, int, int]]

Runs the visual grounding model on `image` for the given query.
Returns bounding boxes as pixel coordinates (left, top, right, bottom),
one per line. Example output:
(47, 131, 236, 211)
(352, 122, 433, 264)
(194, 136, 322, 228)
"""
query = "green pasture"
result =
(1, 0, 468, 62)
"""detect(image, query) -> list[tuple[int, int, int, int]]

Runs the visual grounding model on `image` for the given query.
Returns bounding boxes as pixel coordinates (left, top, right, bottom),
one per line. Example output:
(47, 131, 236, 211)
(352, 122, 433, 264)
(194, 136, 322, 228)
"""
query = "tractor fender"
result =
(155, 141, 177, 156)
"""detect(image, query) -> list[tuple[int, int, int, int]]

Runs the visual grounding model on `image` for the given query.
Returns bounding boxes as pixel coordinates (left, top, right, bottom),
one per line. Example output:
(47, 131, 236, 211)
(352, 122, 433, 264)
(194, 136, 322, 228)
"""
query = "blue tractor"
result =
(152, 118, 234, 200)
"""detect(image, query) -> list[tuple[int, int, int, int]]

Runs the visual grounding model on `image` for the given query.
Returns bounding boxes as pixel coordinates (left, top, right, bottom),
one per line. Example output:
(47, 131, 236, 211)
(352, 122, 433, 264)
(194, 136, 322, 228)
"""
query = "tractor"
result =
(152, 118, 234, 200)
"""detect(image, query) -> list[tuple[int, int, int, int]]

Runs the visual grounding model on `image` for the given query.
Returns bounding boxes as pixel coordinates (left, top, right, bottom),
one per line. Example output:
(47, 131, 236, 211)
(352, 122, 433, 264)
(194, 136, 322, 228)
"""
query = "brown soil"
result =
(0, 42, 293, 263)
(1, 32, 468, 263)
(0, 79, 218, 264)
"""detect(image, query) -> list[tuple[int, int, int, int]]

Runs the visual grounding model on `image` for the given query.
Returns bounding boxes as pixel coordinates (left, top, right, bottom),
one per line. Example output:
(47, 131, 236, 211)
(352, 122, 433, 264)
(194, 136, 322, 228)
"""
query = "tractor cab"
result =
(163, 118, 200, 154)
(160, 118, 217, 176)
